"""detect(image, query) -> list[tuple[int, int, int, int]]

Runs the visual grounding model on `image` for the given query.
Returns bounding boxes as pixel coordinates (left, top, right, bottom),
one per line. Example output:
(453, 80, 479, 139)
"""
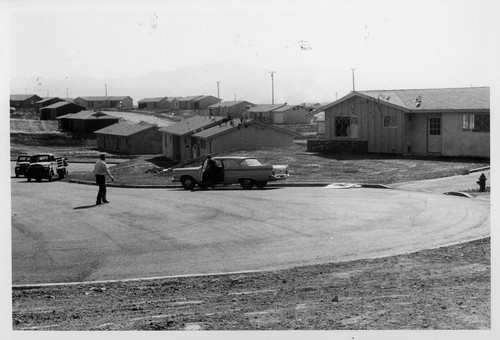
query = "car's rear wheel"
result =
(181, 177, 196, 190)
(240, 178, 254, 190)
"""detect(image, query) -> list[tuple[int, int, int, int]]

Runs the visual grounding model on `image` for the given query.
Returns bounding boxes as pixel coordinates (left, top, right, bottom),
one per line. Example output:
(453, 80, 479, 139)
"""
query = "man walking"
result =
(94, 154, 114, 205)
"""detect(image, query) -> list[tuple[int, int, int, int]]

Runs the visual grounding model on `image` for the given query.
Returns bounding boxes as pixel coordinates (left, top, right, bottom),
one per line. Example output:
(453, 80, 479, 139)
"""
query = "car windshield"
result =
(31, 155, 50, 163)
(18, 156, 30, 162)
(240, 158, 262, 166)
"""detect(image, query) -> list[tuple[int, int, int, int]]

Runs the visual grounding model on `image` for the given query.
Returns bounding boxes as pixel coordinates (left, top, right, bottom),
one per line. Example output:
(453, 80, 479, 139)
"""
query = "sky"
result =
(3, 0, 498, 104)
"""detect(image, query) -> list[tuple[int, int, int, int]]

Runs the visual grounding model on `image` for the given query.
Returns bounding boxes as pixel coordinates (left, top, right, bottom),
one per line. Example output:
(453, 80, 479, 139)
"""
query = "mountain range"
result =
(10, 62, 340, 105)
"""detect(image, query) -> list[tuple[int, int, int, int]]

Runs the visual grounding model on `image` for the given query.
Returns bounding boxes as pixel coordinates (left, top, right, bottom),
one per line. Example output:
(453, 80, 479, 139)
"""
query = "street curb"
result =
(468, 166, 490, 174)
(66, 180, 391, 189)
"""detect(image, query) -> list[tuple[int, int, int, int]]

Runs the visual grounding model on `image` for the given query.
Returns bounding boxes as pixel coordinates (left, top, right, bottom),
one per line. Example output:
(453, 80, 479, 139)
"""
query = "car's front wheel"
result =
(240, 178, 254, 190)
(181, 177, 196, 190)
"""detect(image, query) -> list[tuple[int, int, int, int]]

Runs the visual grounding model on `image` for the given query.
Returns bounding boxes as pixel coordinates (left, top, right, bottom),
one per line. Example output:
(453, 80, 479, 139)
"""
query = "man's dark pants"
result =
(95, 174, 106, 204)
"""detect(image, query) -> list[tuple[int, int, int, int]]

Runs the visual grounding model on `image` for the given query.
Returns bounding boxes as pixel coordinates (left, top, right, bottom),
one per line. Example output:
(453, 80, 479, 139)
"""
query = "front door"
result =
(427, 116, 442, 153)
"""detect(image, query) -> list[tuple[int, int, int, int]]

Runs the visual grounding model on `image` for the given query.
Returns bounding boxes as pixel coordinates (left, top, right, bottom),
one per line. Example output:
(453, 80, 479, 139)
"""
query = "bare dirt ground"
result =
(12, 237, 490, 330)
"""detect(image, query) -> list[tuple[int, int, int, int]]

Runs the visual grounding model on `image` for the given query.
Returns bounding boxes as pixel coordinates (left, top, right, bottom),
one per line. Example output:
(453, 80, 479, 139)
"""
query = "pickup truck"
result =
(172, 156, 289, 190)
(26, 153, 68, 182)
(14, 154, 31, 178)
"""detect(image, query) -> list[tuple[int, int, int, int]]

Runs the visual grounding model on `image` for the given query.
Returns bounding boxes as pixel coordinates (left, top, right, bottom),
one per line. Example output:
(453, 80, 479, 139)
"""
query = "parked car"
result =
(14, 154, 31, 178)
(26, 153, 68, 182)
(172, 156, 289, 190)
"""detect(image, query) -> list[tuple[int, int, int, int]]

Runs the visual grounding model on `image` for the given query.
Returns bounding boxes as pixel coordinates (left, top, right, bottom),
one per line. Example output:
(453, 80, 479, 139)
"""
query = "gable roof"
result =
(247, 104, 286, 113)
(208, 101, 254, 108)
(10, 94, 42, 101)
(56, 110, 120, 120)
(138, 97, 168, 103)
(75, 96, 131, 101)
(36, 97, 62, 104)
(159, 115, 224, 135)
(41, 101, 84, 110)
(178, 95, 204, 102)
(94, 121, 156, 137)
(322, 87, 490, 113)
(192, 118, 298, 139)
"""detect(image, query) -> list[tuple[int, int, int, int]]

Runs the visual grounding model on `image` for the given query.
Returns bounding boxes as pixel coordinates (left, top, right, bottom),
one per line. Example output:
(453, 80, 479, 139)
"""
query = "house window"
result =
(201, 140, 206, 149)
(383, 115, 398, 128)
(335, 116, 358, 138)
(429, 117, 441, 135)
(463, 114, 490, 132)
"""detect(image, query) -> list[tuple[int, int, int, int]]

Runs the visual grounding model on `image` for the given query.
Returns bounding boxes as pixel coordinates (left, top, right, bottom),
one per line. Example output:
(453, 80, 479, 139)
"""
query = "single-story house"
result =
(40, 101, 85, 120)
(208, 101, 255, 118)
(138, 97, 172, 110)
(191, 118, 298, 157)
(73, 96, 133, 110)
(10, 94, 43, 111)
(178, 96, 201, 110)
(309, 86, 489, 158)
(245, 104, 310, 124)
(312, 111, 325, 137)
(191, 95, 222, 110)
(159, 115, 225, 160)
(94, 121, 162, 155)
(35, 97, 65, 113)
(56, 110, 121, 133)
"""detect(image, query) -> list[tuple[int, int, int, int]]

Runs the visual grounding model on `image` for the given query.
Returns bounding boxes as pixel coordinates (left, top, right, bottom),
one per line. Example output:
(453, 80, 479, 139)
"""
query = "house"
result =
(271, 105, 310, 124)
(191, 118, 298, 157)
(10, 94, 43, 112)
(138, 97, 172, 110)
(73, 96, 133, 110)
(40, 101, 85, 120)
(159, 115, 225, 160)
(245, 104, 311, 124)
(191, 95, 222, 110)
(177, 96, 203, 110)
(208, 101, 255, 118)
(56, 111, 121, 133)
(312, 111, 325, 138)
(308, 87, 489, 158)
(94, 121, 162, 155)
(35, 97, 65, 113)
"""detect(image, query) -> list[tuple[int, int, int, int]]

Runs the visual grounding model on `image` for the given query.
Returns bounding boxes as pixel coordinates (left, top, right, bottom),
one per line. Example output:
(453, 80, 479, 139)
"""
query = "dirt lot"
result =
(12, 237, 490, 330)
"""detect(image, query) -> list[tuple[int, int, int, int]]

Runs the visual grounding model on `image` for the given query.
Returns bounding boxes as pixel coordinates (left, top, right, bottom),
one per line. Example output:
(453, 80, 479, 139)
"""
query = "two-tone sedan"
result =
(172, 156, 289, 190)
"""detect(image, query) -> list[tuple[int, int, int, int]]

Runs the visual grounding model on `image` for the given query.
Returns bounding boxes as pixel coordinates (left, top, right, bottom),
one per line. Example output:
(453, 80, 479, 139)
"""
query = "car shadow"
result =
(178, 187, 282, 192)
(74, 204, 100, 210)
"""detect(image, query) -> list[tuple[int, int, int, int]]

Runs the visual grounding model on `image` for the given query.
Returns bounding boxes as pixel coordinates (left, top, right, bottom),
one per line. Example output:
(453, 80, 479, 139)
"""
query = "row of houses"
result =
(11, 86, 491, 159)
(10, 94, 222, 112)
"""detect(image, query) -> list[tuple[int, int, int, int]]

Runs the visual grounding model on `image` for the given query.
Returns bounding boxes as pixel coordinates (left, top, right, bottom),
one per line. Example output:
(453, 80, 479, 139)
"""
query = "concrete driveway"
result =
(10, 176, 490, 285)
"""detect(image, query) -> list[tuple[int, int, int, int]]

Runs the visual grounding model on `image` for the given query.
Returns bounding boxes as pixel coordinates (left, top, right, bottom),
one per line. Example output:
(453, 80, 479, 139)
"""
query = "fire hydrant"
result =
(477, 173, 487, 192)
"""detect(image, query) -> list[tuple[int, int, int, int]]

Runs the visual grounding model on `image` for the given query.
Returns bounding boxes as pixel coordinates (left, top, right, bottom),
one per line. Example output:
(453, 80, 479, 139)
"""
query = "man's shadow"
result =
(74, 204, 100, 210)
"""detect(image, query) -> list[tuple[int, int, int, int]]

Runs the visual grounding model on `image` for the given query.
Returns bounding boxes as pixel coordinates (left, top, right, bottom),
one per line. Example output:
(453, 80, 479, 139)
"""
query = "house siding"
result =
(196, 124, 294, 156)
(325, 97, 406, 154)
(97, 128, 162, 155)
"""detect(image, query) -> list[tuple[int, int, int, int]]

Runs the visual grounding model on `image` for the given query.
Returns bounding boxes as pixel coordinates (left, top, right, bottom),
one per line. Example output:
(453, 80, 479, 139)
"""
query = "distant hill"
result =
(10, 62, 338, 105)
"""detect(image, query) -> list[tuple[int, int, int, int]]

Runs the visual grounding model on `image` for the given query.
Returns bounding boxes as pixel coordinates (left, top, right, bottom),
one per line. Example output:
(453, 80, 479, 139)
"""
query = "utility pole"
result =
(104, 84, 107, 96)
(216, 81, 220, 99)
(351, 68, 356, 91)
(66, 88, 69, 98)
(269, 71, 277, 104)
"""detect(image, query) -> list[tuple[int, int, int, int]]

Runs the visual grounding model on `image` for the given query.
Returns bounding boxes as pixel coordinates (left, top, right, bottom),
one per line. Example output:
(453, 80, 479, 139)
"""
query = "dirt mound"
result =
(10, 119, 59, 133)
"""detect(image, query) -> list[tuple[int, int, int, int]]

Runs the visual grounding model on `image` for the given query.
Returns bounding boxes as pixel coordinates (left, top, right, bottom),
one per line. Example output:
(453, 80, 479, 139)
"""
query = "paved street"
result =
(10, 175, 490, 285)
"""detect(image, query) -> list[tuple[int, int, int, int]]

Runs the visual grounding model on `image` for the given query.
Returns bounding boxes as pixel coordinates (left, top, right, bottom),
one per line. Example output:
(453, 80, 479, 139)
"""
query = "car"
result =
(26, 153, 68, 182)
(172, 156, 289, 190)
(14, 154, 31, 178)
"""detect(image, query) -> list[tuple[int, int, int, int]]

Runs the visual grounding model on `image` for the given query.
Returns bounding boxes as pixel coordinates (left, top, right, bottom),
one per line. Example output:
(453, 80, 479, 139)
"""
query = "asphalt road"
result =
(10, 175, 490, 286)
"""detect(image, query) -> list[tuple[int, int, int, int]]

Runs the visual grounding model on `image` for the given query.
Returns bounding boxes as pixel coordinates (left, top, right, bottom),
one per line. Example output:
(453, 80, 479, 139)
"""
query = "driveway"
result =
(11, 177, 490, 285)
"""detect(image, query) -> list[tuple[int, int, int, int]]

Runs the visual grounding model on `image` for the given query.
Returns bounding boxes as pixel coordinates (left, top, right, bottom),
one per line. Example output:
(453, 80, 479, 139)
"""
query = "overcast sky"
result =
(3, 0, 497, 103)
